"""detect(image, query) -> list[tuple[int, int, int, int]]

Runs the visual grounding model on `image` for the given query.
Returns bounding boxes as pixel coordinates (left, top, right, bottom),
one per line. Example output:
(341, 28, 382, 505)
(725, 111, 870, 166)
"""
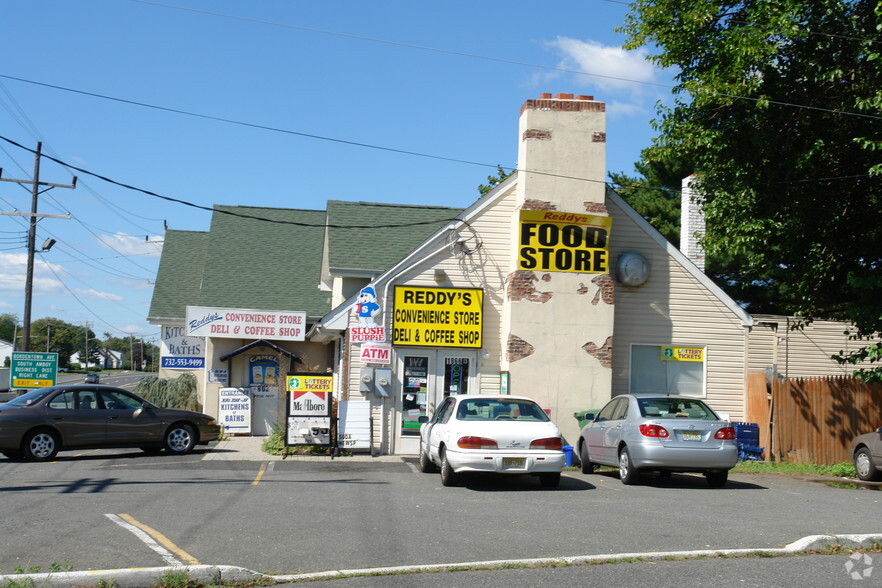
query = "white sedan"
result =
(418, 395, 566, 487)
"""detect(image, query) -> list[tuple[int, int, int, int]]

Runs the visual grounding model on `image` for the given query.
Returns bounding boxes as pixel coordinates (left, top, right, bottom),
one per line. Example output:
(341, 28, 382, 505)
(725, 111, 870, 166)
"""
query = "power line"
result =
(1, 130, 873, 230)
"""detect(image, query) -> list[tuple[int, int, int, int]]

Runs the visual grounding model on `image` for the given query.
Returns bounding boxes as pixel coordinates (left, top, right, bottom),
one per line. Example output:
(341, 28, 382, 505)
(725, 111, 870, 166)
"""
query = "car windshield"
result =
(456, 398, 550, 422)
(3, 387, 56, 408)
(638, 397, 720, 420)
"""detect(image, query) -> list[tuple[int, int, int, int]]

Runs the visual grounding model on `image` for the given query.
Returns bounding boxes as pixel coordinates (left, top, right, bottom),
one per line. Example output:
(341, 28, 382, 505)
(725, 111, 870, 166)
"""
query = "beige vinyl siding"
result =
(747, 322, 778, 373)
(750, 316, 862, 378)
(607, 197, 748, 420)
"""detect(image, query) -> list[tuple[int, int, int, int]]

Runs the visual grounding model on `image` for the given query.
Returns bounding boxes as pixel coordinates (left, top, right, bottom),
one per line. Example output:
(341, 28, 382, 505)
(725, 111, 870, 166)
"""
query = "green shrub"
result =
(261, 426, 329, 456)
(134, 373, 201, 411)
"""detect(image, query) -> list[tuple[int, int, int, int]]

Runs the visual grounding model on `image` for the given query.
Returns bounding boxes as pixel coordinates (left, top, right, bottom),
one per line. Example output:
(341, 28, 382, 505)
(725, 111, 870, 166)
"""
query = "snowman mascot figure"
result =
(353, 286, 381, 326)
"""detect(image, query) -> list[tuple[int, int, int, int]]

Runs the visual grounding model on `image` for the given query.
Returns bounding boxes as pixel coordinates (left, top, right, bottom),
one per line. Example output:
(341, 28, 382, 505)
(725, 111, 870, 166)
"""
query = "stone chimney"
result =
(680, 175, 705, 271)
(517, 93, 606, 210)
(506, 93, 612, 443)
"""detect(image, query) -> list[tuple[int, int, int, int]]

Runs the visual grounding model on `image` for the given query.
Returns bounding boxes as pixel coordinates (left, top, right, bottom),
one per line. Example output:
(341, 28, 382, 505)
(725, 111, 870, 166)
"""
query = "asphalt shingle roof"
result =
(326, 201, 462, 273)
(148, 201, 463, 323)
(148, 229, 208, 320)
(197, 205, 329, 319)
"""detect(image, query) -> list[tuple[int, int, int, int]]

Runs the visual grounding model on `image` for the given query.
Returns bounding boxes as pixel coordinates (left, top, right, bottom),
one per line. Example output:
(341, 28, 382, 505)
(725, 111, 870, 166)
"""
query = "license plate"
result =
(682, 431, 702, 441)
(502, 457, 526, 469)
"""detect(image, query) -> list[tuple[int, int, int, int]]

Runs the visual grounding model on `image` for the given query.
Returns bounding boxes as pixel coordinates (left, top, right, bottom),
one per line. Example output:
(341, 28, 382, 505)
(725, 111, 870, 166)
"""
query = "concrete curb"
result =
(271, 533, 882, 583)
(4, 533, 880, 587)
(0, 564, 263, 588)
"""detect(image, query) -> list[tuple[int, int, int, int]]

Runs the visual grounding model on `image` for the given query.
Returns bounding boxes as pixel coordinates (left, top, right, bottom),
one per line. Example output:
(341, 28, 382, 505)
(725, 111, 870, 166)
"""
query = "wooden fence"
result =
(747, 372, 882, 465)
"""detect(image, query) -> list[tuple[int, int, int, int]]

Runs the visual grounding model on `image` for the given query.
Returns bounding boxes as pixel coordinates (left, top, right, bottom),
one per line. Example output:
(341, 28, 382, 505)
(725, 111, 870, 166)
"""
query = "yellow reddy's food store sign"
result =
(518, 210, 612, 273)
(661, 346, 705, 362)
(393, 286, 483, 348)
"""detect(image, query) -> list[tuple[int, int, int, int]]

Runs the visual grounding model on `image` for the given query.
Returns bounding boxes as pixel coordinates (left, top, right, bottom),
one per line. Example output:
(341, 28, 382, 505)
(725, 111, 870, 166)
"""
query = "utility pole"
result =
(82, 322, 92, 370)
(0, 142, 76, 351)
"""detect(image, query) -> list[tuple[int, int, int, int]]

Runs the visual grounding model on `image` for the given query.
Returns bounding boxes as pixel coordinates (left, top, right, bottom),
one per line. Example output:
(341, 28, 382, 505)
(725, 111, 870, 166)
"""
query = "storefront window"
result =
(630, 344, 705, 397)
(444, 357, 469, 396)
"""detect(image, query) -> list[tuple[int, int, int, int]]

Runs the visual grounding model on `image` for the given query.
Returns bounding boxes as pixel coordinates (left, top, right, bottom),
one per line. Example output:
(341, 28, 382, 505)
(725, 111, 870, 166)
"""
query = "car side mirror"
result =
(584, 413, 596, 422)
(418, 416, 429, 424)
(876, 427, 882, 435)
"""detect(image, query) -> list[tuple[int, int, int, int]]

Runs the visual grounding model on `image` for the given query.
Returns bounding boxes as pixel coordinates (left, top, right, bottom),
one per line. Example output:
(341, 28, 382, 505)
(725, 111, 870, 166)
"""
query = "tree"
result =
(608, 153, 692, 245)
(620, 0, 882, 379)
(478, 165, 514, 196)
(30, 318, 82, 368)
(0, 313, 18, 345)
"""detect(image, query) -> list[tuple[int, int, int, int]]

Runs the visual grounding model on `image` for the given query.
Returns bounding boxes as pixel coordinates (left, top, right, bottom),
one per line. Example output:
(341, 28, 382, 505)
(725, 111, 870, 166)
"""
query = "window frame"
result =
(629, 343, 707, 398)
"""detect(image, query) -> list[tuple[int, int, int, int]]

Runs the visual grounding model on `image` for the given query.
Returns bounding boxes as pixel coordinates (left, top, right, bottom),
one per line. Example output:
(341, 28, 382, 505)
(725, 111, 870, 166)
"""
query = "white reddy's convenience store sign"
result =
(392, 286, 483, 348)
(186, 306, 306, 341)
(518, 210, 612, 273)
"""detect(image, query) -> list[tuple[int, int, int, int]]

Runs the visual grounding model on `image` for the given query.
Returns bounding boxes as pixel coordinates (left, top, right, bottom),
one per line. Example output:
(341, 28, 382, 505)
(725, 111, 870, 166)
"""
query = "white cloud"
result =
(73, 288, 124, 302)
(0, 253, 64, 295)
(96, 233, 164, 257)
(548, 37, 661, 95)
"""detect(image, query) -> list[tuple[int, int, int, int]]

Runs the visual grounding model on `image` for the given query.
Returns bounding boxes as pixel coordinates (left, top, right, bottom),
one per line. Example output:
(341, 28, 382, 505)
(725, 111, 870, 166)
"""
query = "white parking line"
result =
(105, 513, 197, 566)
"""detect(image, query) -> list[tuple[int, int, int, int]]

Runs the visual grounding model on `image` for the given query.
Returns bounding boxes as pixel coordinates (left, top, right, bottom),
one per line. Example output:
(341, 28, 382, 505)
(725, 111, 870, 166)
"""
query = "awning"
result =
(218, 339, 302, 363)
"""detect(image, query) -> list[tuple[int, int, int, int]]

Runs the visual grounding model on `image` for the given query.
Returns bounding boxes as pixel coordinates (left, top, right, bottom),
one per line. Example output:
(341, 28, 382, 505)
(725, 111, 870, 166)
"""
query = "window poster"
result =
(401, 356, 428, 435)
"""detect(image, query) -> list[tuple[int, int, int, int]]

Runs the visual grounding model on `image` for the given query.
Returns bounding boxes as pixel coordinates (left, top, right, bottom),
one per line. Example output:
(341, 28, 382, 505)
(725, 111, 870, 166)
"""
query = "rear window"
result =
(456, 399, 550, 422)
(638, 398, 719, 420)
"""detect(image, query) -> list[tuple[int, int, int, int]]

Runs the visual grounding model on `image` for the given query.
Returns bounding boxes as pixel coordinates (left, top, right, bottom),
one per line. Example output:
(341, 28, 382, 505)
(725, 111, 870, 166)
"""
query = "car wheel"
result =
(419, 442, 437, 473)
(539, 472, 561, 488)
(22, 429, 59, 461)
(439, 448, 458, 487)
(618, 447, 640, 485)
(854, 447, 882, 481)
(706, 471, 729, 487)
(164, 424, 196, 455)
(579, 441, 596, 474)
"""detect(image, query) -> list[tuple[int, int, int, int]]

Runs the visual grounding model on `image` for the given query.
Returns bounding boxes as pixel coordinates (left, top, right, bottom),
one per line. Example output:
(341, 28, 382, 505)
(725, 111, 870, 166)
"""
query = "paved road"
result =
(54, 371, 148, 389)
(0, 449, 879, 584)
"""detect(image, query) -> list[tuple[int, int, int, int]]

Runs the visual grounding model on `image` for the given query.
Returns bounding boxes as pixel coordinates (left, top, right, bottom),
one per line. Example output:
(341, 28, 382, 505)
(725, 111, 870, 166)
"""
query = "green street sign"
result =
(10, 352, 59, 389)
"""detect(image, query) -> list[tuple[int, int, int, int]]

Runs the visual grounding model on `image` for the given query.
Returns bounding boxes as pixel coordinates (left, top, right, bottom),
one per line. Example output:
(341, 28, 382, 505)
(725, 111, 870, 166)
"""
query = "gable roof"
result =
(325, 201, 462, 275)
(606, 186, 753, 327)
(148, 229, 208, 321)
(311, 174, 754, 335)
(198, 205, 330, 319)
(149, 202, 458, 325)
(311, 175, 515, 334)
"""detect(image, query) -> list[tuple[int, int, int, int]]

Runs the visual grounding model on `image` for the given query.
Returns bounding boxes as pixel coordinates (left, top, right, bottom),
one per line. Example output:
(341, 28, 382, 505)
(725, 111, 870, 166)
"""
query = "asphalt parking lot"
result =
(0, 441, 879, 587)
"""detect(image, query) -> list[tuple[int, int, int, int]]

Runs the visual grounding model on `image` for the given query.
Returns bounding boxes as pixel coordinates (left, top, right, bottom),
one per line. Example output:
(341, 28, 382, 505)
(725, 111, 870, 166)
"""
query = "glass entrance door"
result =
(396, 350, 476, 454)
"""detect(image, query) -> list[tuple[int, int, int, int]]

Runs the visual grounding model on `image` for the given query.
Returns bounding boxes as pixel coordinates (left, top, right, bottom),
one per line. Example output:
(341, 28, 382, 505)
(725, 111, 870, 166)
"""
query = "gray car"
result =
(851, 427, 882, 482)
(0, 385, 220, 461)
(577, 394, 737, 487)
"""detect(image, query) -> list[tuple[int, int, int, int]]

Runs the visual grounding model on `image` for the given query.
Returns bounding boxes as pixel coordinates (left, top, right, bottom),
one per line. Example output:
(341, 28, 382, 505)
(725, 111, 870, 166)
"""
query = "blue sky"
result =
(0, 0, 676, 345)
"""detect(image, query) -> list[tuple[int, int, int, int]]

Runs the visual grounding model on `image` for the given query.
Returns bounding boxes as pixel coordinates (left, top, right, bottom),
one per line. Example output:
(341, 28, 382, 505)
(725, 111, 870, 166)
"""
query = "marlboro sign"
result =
(286, 374, 332, 416)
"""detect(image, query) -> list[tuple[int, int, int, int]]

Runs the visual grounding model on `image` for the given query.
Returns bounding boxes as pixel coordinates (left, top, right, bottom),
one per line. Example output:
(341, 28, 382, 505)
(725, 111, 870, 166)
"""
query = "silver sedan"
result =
(577, 394, 737, 487)
(851, 427, 882, 482)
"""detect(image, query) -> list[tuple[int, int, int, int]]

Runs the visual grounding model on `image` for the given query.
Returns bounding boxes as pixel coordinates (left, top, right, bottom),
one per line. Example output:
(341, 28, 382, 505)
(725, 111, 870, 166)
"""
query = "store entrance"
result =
(396, 350, 477, 454)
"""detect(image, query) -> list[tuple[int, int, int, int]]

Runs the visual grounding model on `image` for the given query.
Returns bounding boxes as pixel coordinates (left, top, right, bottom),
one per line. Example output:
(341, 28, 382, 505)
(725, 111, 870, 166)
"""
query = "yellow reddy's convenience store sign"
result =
(518, 210, 612, 273)
(661, 346, 705, 362)
(392, 286, 483, 348)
